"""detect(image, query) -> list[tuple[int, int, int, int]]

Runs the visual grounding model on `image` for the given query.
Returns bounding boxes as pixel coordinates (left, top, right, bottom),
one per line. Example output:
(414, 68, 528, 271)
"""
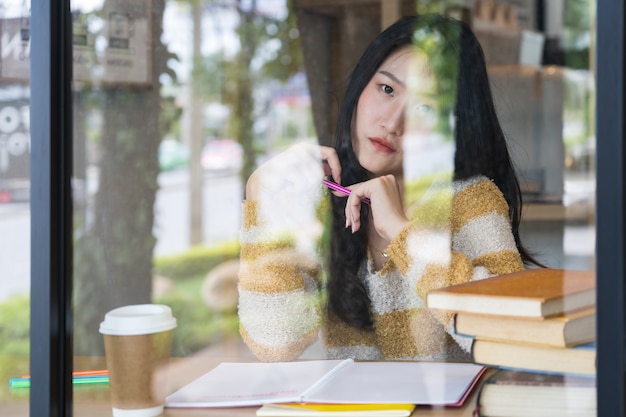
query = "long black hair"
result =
(326, 14, 542, 330)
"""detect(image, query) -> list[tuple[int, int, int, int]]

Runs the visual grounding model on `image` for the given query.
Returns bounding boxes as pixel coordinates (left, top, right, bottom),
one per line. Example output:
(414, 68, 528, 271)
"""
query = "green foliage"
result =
(404, 172, 451, 205)
(563, 0, 592, 40)
(154, 276, 240, 357)
(159, 257, 246, 354)
(0, 295, 30, 355)
(188, 0, 306, 185)
(0, 279, 240, 360)
(260, 0, 304, 81)
(415, 0, 446, 15)
(411, 15, 461, 136)
(0, 353, 29, 401)
(159, 94, 183, 141)
(564, 48, 590, 70)
(195, 51, 232, 101)
(153, 241, 241, 280)
(405, 172, 454, 228)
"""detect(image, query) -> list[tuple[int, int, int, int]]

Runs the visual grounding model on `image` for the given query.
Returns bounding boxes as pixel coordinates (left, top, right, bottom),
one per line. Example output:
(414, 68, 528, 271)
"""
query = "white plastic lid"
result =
(99, 304, 177, 336)
(112, 405, 164, 417)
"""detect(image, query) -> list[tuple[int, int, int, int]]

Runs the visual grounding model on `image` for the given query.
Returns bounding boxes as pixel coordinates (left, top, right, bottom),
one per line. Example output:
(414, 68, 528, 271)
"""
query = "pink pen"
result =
(323, 179, 371, 205)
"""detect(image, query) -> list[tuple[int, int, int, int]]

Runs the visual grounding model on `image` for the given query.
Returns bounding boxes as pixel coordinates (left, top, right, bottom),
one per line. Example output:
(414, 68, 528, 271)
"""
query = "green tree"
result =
(72, 0, 304, 354)
(73, 0, 173, 355)
(195, 0, 303, 185)
(563, 0, 592, 69)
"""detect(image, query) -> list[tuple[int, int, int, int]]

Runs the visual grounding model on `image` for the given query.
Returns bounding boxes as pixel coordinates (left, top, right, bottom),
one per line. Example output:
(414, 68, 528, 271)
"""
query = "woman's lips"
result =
(369, 137, 396, 154)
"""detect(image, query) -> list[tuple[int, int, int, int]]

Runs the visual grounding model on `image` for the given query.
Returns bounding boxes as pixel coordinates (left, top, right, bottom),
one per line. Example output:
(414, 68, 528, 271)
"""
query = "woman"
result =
(238, 14, 540, 362)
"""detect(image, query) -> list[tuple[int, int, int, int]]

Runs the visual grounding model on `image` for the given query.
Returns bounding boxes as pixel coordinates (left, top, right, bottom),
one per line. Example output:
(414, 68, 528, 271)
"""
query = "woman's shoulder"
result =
(452, 174, 498, 194)
(451, 174, 509, 217)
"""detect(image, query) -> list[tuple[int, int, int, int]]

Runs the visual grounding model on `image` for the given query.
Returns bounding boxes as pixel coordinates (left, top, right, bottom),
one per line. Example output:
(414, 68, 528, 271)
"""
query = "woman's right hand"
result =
(246, 142, 342, 201)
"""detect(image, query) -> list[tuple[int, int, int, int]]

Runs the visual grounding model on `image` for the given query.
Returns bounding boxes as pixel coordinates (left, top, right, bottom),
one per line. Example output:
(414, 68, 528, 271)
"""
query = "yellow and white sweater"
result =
(237, 175, 524, 362)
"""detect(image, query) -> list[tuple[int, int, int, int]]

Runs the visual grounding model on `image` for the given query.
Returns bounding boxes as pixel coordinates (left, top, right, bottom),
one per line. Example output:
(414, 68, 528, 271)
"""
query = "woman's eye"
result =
(381, 84, 394, 96)
(415, 104, 432, 113)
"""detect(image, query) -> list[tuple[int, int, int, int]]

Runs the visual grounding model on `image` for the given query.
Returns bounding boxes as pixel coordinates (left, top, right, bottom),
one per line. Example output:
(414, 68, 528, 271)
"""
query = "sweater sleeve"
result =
(237, 200, 324, 362)
(386, 176, 524, 353)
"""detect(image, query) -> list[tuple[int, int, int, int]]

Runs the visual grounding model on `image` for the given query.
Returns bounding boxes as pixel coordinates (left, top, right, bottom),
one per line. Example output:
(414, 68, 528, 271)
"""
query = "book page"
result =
(303, 361, 484, 406)
(166, 359, 347, 407)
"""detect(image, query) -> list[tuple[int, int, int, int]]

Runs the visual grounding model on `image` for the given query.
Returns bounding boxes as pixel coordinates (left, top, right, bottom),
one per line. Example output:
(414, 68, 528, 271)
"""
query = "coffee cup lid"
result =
(99, 304, 177, 336)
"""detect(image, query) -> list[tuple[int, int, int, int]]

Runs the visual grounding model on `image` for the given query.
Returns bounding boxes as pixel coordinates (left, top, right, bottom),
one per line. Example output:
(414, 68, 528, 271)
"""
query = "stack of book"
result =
(426, 268, 597, 416)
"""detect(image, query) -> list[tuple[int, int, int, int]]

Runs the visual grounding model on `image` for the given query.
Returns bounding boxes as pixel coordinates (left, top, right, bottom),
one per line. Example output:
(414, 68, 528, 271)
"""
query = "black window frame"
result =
(595, 1, 626, 415)
(28, 1, 625, 416)
(30, 0, 74, 416)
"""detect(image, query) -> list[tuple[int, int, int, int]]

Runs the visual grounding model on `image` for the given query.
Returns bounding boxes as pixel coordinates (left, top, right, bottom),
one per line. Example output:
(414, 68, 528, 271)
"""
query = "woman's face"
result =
(353, 46, 437, 179)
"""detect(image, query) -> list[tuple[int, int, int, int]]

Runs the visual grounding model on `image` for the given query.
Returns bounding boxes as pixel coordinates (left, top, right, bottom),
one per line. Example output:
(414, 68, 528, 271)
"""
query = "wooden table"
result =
(2, 351, 488, 417)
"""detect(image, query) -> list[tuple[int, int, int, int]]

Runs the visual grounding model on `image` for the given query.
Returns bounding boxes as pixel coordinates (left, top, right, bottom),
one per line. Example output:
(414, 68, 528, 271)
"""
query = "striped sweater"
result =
(237, 175, 524, 362)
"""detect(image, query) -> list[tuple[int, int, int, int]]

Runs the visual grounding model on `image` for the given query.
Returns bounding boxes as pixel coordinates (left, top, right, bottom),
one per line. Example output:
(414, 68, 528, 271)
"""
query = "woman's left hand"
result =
(344, 175, 409, 240)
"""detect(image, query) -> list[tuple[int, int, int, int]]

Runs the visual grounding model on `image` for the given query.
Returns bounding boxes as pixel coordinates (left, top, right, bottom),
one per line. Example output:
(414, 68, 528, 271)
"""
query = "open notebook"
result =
(165, 359, 485, 408)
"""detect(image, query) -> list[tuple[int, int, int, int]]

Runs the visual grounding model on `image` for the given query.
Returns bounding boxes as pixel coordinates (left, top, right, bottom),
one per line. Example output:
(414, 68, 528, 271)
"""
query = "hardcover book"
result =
(454, 307, 595, 347)
(475, 369, 596, 417)
(426, 268, 595, 318)
(471, 339, 596, 376)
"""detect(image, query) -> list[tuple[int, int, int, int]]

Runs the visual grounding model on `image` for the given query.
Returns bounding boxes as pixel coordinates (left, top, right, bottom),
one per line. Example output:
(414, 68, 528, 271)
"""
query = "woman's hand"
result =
(246, 142, 341, 201)
(344, 175, 409, 241)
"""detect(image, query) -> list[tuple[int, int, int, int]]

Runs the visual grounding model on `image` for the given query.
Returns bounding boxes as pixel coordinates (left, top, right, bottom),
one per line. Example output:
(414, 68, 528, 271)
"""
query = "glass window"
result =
(67, 0, 313, 360)
(0, 2, 31, 415)
(2, 0, 613, 416)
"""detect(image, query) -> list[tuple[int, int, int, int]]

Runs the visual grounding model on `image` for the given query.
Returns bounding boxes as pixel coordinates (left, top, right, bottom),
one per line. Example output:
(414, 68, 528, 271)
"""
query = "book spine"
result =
(473, 370, 503, 417)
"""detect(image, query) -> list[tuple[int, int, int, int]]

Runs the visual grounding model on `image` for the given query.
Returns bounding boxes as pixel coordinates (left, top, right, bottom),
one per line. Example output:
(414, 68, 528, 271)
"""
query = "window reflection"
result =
(69, 0, 310, 360)
(0, 1, 31, 414)
(0, 0, 599, 415)
(48, 0, 597, 361)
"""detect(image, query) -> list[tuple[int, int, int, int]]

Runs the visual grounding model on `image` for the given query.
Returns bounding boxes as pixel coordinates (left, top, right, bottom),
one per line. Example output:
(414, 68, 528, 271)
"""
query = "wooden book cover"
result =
(427, 269, 595, 318)
(476, 369, 596, 417)
(454, 307, 595, 347)
(471, 339, 596, 376)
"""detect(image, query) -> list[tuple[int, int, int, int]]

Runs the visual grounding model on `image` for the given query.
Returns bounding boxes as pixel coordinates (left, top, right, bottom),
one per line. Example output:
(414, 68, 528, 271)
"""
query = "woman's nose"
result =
(381, 102, 405, 136)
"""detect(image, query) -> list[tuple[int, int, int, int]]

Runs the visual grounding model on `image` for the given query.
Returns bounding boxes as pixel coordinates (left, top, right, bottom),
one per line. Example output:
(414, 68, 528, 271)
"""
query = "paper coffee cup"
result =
(100, 304, 177, 417)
